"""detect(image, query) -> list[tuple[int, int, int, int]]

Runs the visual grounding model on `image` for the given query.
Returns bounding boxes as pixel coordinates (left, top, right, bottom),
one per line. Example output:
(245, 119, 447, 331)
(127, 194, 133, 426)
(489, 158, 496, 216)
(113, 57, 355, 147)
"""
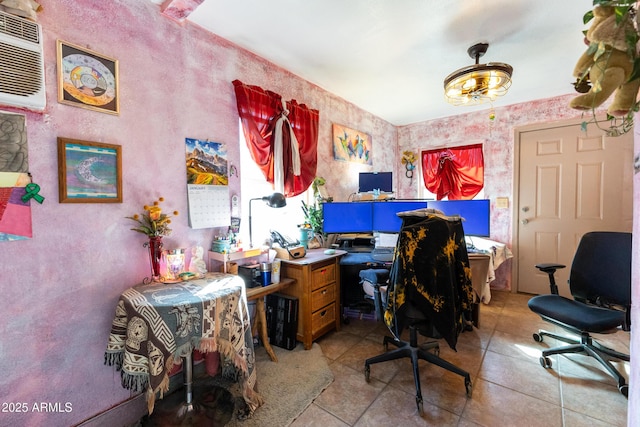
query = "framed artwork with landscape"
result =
(56, 40, 120, 115)
(57, 137, 122, 203)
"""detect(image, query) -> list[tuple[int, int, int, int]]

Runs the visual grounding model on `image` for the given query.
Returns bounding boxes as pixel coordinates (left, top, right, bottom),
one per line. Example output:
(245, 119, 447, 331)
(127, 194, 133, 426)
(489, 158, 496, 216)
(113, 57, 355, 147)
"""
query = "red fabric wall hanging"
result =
(232, 80, 318, 197)
(421, 143, 484, 200)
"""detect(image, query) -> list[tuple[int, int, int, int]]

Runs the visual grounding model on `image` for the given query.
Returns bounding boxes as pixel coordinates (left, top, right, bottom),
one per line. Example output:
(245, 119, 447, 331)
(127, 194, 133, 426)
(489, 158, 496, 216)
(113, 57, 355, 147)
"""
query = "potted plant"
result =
(301, 177, 332, 248)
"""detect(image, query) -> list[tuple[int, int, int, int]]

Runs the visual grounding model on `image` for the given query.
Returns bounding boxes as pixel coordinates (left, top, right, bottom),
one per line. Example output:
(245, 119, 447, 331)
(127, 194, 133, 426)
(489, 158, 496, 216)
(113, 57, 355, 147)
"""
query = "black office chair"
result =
(363, 211, 474, 415)
(527, 231, 631, 397)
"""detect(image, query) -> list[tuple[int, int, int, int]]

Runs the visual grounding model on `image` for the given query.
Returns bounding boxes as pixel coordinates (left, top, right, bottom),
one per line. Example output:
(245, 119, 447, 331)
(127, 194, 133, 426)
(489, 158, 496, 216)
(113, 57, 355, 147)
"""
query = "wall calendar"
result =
(184, 138, 230, 229)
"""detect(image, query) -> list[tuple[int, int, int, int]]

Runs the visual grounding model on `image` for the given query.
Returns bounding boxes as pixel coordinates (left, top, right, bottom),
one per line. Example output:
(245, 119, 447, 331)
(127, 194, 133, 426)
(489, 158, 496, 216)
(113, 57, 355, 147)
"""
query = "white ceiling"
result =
(157, 0, 594, 126)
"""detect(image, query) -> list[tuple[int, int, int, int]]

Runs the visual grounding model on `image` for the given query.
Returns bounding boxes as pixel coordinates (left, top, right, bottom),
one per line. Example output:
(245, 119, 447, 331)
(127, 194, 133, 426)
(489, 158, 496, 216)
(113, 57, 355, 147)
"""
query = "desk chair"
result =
(363, 211, 474, 415)
(359, 268, 389, 321)
(527, 231, 631, 397)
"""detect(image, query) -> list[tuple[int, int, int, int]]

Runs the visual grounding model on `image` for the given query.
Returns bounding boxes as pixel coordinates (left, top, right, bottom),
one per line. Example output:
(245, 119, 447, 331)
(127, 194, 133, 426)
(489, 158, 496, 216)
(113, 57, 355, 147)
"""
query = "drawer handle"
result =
(321, 290, 327, 295)
(320, 310, 327, 317)
(320, 268, 327, 275)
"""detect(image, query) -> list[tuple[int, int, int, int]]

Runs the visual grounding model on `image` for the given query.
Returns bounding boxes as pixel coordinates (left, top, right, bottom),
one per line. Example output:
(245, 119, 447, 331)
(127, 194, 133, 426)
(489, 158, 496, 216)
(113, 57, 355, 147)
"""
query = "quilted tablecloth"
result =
(104, 272, 262, 416)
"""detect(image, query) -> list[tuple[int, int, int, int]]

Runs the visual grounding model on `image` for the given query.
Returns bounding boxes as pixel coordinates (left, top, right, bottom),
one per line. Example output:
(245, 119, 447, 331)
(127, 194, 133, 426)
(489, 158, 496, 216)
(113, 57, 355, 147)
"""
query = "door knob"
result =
(522, 206, 529, 212)
(521, 218, 529, 225)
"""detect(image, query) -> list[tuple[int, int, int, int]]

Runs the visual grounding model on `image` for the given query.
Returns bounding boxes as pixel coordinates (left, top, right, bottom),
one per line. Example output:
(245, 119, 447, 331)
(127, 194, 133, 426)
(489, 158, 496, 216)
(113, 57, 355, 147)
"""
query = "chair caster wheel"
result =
(465, 378, 473, 398)
(416, 397, 423, 416)
(364, 365, 370, 383)
(619, 384, 629, 398)
(533, 333, 543, 342)
(539, 356, 552, 368)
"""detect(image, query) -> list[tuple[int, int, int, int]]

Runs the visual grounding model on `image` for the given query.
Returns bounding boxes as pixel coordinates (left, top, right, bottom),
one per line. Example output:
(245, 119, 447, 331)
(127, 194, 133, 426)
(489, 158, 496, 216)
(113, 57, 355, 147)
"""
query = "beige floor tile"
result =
(302, 290, 631, 426)
(318, 330, 365, 361)
(291, 403, 350, 427)
(353, 387, 460, 427)
(388, 357, 472, 415)
(494, 309, 550, 339)
(339, 337, 404, 384)
(437, 340, 486, 378)
(555, 352, 629, 388)
(461, 378, 562, 427)
(340, 317, 379, 337)
(560, 378, 627, 426)
(314, 362, 385, 425)
(562, 408, 622, 427)
(458, 320, 495, 350)
(479, 349, 561, 405)
(486, 329, 550, 364)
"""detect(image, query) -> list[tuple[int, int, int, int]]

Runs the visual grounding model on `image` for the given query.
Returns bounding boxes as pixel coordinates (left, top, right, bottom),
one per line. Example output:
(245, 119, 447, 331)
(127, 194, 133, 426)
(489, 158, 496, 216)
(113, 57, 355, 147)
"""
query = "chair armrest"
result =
(535, 263, 566, 274)
(535, 263, 566, 295)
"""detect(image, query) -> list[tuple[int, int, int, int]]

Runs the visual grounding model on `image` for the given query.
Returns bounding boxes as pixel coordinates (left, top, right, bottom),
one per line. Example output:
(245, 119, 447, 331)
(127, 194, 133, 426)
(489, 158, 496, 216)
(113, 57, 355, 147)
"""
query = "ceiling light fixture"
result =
(444, 43, 513, 106)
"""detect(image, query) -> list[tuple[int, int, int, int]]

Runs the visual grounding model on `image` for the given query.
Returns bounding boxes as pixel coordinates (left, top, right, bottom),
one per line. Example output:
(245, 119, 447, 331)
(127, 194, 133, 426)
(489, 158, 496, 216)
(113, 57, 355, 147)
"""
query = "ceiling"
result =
(154, 0, 594, 126)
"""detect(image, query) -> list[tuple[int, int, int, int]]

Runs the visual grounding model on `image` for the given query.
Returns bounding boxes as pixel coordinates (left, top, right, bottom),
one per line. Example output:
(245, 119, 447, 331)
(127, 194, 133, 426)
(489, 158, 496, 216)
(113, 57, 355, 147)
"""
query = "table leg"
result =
(175, 351, 202, 419)
(255, 298, 278, 362)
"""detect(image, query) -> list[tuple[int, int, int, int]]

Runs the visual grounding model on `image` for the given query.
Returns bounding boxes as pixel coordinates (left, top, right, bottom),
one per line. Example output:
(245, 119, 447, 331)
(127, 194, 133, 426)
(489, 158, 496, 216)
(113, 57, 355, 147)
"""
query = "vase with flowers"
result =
(126, 197, 179, 282)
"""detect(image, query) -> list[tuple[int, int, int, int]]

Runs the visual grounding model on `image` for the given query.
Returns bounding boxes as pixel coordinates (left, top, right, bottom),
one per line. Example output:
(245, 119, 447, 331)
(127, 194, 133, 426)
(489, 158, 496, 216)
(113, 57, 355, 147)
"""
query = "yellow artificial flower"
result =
(126, 198, 179, 237)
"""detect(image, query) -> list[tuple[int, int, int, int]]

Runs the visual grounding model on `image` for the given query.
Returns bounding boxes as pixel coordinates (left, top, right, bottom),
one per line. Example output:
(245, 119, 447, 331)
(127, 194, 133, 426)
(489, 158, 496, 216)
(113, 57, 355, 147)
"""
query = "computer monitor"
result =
(427, 199, 490, 237)
(322, 202, 373, 234)
(358, 172, 392, 193)
(372, 200, 429, 233)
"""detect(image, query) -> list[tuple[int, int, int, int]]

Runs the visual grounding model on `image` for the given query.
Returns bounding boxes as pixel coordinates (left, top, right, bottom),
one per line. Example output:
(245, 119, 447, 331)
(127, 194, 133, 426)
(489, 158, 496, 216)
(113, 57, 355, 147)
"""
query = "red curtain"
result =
(232, 80, 318, 197)
(421, 143, 484, 200)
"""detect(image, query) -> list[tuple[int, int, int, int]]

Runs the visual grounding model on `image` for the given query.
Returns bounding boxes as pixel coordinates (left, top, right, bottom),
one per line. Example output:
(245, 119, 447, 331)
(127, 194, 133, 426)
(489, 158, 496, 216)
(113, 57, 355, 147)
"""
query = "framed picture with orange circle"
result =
(56, 40, 119, 115)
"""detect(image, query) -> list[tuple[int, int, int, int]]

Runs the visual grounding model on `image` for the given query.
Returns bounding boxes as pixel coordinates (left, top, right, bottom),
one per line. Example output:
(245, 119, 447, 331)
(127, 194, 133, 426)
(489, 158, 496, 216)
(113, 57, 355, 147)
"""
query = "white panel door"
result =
(516, 122, 633, 296)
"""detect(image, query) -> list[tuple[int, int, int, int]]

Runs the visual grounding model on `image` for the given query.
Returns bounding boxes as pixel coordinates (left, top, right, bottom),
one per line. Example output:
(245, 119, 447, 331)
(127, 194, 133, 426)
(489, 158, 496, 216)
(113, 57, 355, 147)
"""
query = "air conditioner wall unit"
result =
(0, 10, 45, 112)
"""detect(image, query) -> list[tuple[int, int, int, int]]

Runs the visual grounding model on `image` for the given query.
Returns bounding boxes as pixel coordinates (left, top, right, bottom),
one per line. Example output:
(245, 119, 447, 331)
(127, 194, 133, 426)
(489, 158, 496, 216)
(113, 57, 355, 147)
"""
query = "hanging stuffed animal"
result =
(569, 5, 640, 117)
(0, 0, 42, 21)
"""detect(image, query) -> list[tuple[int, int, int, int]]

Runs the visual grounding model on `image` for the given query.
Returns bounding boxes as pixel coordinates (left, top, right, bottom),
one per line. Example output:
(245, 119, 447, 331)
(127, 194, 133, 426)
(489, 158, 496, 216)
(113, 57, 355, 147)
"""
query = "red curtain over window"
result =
(232, 80, 318, 197)
(421, 143, 484, 200)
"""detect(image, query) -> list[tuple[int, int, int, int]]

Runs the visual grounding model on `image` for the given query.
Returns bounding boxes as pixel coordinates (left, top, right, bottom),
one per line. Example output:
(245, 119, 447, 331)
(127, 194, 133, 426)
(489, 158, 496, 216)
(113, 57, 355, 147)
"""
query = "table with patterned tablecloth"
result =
(104, 272, 262, 417)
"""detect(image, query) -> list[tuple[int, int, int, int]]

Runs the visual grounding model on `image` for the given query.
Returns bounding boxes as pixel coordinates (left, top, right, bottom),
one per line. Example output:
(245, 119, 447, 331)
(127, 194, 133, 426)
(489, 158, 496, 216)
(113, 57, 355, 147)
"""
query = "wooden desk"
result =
(245, 278, 294, 362)
(468, 253, 491, 328)
(278, 249, 346, 350)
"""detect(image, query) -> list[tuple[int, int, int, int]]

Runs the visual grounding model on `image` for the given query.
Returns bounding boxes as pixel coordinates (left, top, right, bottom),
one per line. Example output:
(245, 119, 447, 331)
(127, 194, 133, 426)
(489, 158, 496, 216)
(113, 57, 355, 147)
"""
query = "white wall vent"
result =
(0, 10, 45, 111)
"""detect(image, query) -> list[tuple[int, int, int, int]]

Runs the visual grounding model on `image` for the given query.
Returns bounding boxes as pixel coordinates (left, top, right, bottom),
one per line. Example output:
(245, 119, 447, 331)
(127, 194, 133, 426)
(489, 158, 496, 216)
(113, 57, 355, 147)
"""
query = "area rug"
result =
(217, 342, 334, 426)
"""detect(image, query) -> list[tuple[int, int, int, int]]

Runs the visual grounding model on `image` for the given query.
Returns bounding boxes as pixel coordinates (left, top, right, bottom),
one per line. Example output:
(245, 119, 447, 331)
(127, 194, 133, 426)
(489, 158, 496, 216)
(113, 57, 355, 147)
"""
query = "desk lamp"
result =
(249, 192, 286, 247)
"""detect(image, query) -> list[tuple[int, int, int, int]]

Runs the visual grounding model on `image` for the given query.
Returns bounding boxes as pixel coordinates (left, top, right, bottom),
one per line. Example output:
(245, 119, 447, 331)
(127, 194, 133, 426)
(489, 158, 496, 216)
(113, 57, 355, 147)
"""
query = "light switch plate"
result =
(496, 197, 509, 208)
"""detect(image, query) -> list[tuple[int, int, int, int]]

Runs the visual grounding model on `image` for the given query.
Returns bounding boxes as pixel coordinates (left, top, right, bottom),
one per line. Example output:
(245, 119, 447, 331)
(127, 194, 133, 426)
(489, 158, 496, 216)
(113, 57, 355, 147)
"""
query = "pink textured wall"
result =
(2, 1, 636, 425)
(0, 1, 395, 425)
(397, 97, 585, 290)
(397, 96, 583, 244)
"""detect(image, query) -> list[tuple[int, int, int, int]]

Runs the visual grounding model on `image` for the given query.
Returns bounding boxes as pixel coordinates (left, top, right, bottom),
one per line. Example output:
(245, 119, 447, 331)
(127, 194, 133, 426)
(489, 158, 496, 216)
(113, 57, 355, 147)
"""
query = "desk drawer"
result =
(311, 262, 336, 291)
(311, 302, 336, 335)
(311, 284, 336, 312)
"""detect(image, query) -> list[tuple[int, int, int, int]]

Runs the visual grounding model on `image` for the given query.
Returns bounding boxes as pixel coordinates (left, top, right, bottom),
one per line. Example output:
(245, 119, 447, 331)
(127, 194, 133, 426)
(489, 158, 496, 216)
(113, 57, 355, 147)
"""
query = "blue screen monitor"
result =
(372, 201, 429, 233)
(359, 172, 392, 193)
(322, 202, 373, 234)
(427, 199, 490, 237)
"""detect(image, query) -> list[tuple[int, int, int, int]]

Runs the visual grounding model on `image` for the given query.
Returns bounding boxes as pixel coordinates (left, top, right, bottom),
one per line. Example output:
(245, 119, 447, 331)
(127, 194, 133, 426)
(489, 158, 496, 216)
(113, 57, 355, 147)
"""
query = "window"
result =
(239, 121, 309, 247)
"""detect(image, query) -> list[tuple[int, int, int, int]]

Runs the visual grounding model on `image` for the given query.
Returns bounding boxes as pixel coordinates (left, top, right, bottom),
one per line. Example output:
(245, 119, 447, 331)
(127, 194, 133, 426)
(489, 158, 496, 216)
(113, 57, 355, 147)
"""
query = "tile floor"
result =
(291, 291, 630, 427)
